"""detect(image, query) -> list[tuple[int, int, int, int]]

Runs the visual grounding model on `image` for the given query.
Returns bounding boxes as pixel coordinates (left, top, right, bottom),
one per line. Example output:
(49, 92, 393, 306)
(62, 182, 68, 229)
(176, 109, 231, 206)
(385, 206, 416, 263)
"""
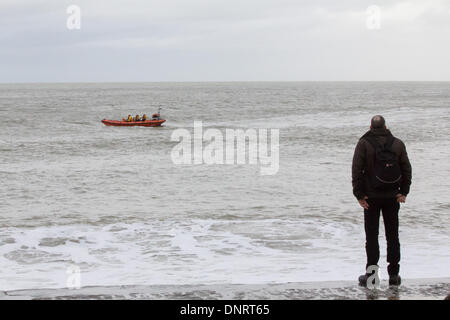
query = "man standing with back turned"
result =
(352, 115, 412, 286)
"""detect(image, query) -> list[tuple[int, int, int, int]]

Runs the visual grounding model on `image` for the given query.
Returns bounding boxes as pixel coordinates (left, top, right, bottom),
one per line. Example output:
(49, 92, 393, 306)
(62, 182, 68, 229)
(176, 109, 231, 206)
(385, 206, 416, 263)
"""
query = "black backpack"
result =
(364, 135, 402, 190)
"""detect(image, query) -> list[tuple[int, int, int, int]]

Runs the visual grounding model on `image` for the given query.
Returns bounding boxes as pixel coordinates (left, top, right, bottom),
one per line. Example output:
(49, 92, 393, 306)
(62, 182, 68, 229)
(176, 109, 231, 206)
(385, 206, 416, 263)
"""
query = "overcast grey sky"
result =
(1, 0, 449, 82)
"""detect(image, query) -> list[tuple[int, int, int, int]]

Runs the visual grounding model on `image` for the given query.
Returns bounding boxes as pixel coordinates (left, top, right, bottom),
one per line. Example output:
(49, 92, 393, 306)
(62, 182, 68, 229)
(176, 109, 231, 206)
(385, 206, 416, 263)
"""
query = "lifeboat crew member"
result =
(127, 115, 133, 122)
(142, 114, 147, 121)
(135, 114, 140, 121)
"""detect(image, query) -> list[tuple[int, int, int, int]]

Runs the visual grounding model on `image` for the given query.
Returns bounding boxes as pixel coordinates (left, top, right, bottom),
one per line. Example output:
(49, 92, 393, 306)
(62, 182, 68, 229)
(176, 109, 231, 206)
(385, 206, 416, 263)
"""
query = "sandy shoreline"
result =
(1, 278, 449, 300)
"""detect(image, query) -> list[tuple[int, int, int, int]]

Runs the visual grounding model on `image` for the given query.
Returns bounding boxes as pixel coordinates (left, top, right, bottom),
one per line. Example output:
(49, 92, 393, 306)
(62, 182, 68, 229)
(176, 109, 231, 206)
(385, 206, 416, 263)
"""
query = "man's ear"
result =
(384, 125, 387, 129)
(370, 125, 373, 129)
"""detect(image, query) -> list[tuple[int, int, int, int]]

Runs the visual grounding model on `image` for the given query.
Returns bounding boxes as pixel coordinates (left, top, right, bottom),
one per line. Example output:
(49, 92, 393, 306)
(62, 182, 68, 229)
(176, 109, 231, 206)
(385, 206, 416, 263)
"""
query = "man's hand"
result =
(358, 196, 369, 210)
(396, 194, 406, 203)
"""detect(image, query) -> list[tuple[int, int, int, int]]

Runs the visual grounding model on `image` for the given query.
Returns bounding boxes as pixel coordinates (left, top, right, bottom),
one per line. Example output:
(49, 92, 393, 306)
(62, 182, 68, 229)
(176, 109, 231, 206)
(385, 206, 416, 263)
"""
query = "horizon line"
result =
(1, 80, 450, 85)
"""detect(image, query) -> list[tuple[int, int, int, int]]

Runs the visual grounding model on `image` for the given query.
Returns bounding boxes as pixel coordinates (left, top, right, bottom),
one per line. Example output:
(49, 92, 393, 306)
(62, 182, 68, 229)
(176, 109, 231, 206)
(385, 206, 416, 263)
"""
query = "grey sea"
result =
(1, 82, 449, 298)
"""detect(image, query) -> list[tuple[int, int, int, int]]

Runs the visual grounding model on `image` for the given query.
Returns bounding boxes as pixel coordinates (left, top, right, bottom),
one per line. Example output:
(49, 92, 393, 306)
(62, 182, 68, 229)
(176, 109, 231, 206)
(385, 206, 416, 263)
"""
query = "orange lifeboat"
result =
(101, 119, 166, 127)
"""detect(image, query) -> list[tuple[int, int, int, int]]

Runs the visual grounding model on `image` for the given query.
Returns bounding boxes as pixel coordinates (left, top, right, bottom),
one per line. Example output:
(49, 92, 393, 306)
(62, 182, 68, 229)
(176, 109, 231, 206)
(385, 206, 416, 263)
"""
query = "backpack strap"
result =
(363, 135, 380, 151)
(384, 135, 395, 149)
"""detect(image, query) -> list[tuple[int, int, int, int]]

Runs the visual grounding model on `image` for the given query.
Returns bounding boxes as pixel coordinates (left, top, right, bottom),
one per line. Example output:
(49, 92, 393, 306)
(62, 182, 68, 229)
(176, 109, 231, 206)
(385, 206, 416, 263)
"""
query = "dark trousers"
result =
(364, 198, 401, 276)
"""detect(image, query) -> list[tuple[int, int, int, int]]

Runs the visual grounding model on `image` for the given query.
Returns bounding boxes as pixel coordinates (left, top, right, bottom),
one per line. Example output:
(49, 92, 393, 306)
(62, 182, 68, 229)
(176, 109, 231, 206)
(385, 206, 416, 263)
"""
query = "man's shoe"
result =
(389, 275, 401, 286)
(358, 274, 369, 287)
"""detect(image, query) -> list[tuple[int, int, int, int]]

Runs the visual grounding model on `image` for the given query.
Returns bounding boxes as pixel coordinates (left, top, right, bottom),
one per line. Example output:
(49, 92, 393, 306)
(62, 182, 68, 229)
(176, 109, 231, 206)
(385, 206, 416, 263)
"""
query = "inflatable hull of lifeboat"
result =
(101, 119, 166, 127)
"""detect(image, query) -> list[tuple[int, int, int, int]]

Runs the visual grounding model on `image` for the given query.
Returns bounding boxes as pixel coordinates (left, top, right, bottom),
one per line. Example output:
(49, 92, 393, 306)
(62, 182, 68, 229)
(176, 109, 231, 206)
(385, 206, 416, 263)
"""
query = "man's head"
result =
(370, 115, 386, 129)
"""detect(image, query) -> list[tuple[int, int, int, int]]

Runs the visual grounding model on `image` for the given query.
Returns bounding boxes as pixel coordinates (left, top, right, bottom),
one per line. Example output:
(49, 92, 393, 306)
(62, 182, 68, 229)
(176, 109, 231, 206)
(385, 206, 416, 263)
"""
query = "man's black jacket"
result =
(352, 128, 412, 200)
